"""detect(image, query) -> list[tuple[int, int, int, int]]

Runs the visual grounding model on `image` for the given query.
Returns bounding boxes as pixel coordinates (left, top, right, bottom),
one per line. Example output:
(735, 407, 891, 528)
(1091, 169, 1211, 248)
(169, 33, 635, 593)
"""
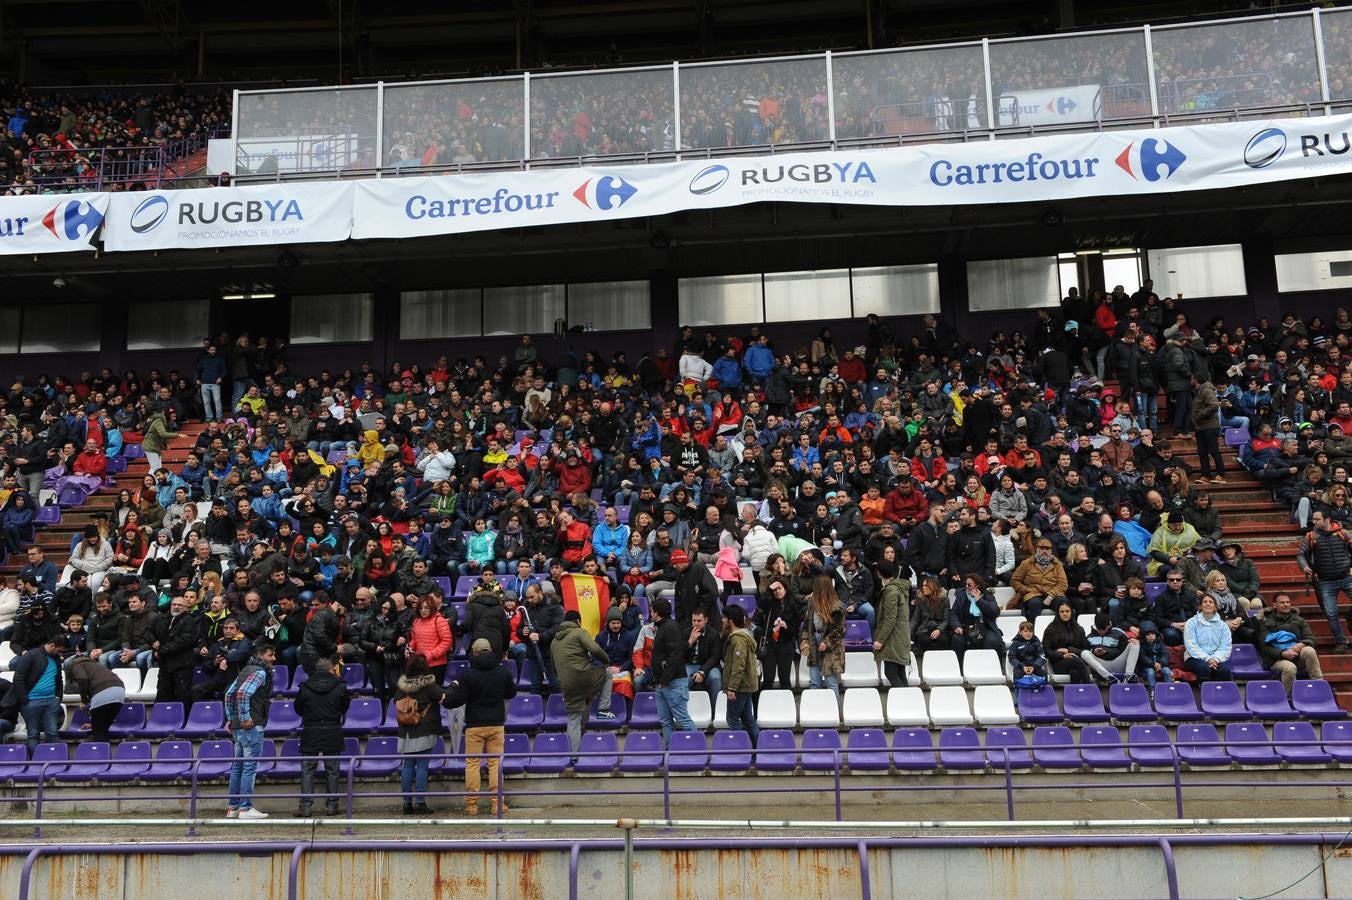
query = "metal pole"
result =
(288, 844, 306, 900)
(1158, 837, 1180, 900)
(1003, 749, 1014, 821)
(825, 51, 837, 144)
(672, 61, 682, 155)
(231, 88, 241, 177)
(856, 839, 873, 900)
(16, 847, 44, 900)
(1143, 25, 1160, 123)
(622, 820, 635, 900)
(980, 38, 995, 135)
(1314, 8, 1332, 116)
(833, 749, 842, 821)
(523, 73, 532, 163)
(374, 81, 385, 177)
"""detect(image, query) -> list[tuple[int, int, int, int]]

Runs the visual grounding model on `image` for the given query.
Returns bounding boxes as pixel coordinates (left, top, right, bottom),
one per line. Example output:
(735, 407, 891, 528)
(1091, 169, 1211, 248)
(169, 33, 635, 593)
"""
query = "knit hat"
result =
(470, 638, 493, 654)
(669, 549, 689, 565)
(606, 609, 623, 624)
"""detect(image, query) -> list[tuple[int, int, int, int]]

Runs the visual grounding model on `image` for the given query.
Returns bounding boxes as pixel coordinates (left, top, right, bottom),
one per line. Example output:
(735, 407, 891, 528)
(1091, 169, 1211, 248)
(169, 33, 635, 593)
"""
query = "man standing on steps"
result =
(1190, 371, 1226, 485)
(1297, 509, 1352, 652)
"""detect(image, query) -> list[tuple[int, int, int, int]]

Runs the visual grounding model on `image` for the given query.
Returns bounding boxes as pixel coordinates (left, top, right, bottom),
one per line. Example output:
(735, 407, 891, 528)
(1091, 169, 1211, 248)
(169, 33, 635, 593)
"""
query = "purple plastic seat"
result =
(843, 619, 873, 649)
(0, 745, 28, 781)
(725, 595, 756, 619)
(376, 699, 399, 735)
(270, 738, 304, 779)
(61, 706, 92, 738)
(1108, 683, 1156, 722)
(142, 702, 185, 738)
(1154, 683, 1202, 722)
(1228, 644, 1268, 680)
(103, 741, 151, 782)
(355, 737, 400, 777)
(193, 740, 237, 779)
(15, 743, 69, 783)
(1062, 684, 1110, 723)
(667, 731, 709, 773)
(1245, 680, 1298, 720)
(1032, 726, 1082, 769)
(34, 504, 60, 525)
(56, 742, 111, 781)
(108, 702, 146, 737)
(1080, 726, 1130, 768)
(619, 731, 665, 774)
(589, 696, 628, 729)
(121, 443, 144, 459)
(844, 728, 890, 772)
(542, 693, 569, 730)
(1176, 724, 1231, 767)
(342, 663, 367, 692)
(426, 734, 465, 777)
(506, 694, 545, 731)
(711, 730, 755, 773)
(342, 697, 384, 736)
(178, 701, 225, 739)
(938, 727, 985, 770)
(984, 727, 1034, 770)
(1143, 582, 1166, 603)
(265, 700, 302, 736)
(454, 576, 478, 597)
(142, 740, 194, 781)
(1200, 682, 1250, 721)
(1322, 722, 1352, 763)
(1225, 723, 1279, 765)
(754, 730, 799, 772)
(1274, 722, 1331, 765)
(271, 665, 294, 697)
(574, 732, 620, 774)
(1293, 680, 1348, 720)
(1016, 685, 1063, 723)
(498, 732, 530, 777)
(105, 456, 128, 474)
(629, 692, 660, 729)
(1223, 425, 1250, 447)
(442, 660, 469, 686)
(527, 733, 572, 775)
(1127, 724, 1176, 767)
(892, 728, 937, 770)
(449, 602, 468, 626)
(798, 729, 842, 772)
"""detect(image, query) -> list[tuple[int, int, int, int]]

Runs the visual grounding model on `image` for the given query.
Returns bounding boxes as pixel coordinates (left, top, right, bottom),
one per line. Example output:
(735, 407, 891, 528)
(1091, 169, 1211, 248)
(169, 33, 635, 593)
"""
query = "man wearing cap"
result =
(552, 609, 617, 761)
(444, 637, 517, 816)
(1176, 538, 1222, 601)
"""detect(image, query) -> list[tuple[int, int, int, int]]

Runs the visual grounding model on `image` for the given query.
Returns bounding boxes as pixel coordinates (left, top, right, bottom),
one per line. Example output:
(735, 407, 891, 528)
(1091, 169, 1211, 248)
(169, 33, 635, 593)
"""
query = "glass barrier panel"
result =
(235, 87, 378, 174)
(382, 79, 525, 166)
(831, 45, 987, 138)
(1152, 16, 1321, 115)
(678, 56, 830, 150)
(1321, 7, 1352, 101)
(989, 30, 1150, 125)
(530, 68, 674, 158)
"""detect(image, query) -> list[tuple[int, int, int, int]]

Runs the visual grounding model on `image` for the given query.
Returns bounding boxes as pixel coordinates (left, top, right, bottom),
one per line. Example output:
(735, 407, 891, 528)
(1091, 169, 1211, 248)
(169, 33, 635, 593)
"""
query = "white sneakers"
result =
(236, 807, 269, 820)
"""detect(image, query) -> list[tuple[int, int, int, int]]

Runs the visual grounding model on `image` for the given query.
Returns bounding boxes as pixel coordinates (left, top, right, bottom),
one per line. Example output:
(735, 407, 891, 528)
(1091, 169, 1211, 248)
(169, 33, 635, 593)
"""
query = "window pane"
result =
(289, 294, 373, 344)
(21, 303, 100, 353)
(1152, 18, 1320, 116)
(849, 265, 940, 317)
(1102, 255, 1142, 293)
(400, 289, 483, 338)
(967, 257, 1060, 312)
(0, 307, 19, 354)
(382, 79, 525, 167)
(831, 45, 987, 138)
(990, 31, 1150, 125)
(1275, 250, 1352, 293)
(235, 87, 378, 174)
(1058, 258, 1080, 300)
(483, 284, 565, 335)
(530, 69, 674, 158)
(678, 57, 831, 150)
(764, 269, 851, 322)
(1146, 244, 1246, 298)
(678, 275, 763, 327)
(127, 299, 209, 350)
(567, 281, 651, 331)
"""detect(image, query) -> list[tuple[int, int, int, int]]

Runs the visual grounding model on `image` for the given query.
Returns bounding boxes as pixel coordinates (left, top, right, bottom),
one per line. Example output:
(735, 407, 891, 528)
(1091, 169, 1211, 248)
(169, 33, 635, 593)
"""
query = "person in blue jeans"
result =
(10, 638, 64, 755)
(649, 597, 695, 750)
(394, 653, 445, 815)
(224, 642, 277, 820)
(1298, 510, 1352, 652)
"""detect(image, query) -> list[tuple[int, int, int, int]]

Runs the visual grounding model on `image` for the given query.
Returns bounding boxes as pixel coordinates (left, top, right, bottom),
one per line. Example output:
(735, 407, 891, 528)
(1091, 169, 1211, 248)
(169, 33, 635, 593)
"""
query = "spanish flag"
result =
(559, 573, 610, 636)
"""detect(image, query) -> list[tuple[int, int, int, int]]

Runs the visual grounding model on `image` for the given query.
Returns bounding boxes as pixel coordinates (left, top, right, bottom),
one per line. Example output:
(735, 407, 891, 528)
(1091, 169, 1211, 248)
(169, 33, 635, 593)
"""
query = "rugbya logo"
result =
(1115, 138, 1186, 182)
(1243, 128, 1287, 168)
(42, 200, 103, 240)
(572, 175, 637, 210)
(129, 195, 170, 233)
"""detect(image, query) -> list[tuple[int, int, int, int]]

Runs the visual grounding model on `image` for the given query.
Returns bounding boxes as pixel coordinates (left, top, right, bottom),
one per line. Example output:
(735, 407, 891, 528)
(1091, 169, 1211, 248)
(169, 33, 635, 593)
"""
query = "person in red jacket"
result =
(73, 438, 108, 478)
(408, 594, 454, 683)
(838, 348, 868, 385)
(883, 474, 928, 534)
(555, 510, 593, 570)
(483, 456, 526, 494)
(557, 451, 593, 497)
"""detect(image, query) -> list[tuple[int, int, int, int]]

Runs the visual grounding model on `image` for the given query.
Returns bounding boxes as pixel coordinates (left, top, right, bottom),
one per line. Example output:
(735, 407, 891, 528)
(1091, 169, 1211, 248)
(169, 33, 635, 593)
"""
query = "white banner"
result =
(995, 84, 1102, 127)
(234, 133, 361, 174)
(0, 194, 107, 256)
(102, 182, 354, 252)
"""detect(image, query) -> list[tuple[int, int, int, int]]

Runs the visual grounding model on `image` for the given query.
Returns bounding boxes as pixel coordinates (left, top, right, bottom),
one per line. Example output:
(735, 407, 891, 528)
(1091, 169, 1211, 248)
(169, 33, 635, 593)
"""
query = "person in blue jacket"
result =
(710, 347, 743, 391)
(742, 335, 775, 386)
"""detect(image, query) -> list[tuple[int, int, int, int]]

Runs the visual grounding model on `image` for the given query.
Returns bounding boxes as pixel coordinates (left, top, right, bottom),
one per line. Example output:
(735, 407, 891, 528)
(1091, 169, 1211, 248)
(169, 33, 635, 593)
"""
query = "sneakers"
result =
(293, 808, 312, 818)
(237, 807, 269, 820)
(412, 803, 435, 816)
(225, 807, 239, 819)
(595, 710, 616, 720)
(1336, 643, 1349, 653)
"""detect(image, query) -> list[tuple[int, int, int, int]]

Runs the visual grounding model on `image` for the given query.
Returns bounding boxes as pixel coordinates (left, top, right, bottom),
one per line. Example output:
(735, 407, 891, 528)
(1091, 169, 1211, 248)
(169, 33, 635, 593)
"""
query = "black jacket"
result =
(295, 670, 351, 754)
(463, 591, 510, 655)
(651, 616, 687, 686)
(10, 645, 62, 704)
(444, 651, 517, 727)
(153, 611, 203, 672)
(85, 606, 124, 654)
(518, 599, 564, 655)
(684, 623, 723, 678)
(674, 561, 720, 626)
(301, 607, 343, 661)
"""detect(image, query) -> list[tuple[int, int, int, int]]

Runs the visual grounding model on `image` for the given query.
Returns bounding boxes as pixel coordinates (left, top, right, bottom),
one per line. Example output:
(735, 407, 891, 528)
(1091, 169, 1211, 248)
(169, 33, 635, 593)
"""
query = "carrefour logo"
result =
(41, 200, 103, 240)
(1115, 138, 1186, 182)
(130, 195, 170, 233)
(572, 175, 637, 210)
(1048, 96, 1077, 115)
(1244, 127, 1287, 169)
(689, 164, 729, 195)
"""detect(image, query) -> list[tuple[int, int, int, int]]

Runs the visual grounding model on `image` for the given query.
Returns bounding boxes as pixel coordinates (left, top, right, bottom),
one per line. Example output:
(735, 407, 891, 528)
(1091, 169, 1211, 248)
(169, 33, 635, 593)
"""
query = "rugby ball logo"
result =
(130, 195, 170, 233)
(688, 164, 730, 195)
(1244, 128, 1286, 169)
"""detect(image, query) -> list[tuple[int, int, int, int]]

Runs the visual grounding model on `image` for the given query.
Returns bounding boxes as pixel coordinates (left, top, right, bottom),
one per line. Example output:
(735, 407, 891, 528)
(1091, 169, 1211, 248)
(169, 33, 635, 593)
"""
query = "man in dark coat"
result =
(293, 656, 351, 816)
(153, 596, 202, 703)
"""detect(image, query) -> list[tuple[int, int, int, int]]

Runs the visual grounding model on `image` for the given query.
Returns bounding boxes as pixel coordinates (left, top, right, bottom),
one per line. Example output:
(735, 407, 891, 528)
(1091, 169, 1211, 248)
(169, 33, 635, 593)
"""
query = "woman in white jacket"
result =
(741, 521, 779, 572)
(61, 526, 115, 593)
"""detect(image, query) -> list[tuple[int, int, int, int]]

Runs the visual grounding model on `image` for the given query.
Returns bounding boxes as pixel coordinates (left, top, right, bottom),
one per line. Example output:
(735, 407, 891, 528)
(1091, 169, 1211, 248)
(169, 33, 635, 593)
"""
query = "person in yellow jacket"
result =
(1146, 514, 1200, 577)
(356, 430, 385, 467)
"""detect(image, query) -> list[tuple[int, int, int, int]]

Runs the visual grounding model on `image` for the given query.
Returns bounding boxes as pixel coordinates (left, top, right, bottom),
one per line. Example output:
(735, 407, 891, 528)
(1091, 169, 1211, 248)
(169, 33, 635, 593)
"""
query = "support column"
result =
(938, 254, 969, 340)
(1241, 237, 1279, 325)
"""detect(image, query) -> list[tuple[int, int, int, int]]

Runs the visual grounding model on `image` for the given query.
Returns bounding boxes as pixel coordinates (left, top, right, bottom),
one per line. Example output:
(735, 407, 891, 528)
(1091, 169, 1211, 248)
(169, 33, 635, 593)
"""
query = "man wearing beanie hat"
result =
(596, 609, 632, 671)
(444, 638, 517, 816)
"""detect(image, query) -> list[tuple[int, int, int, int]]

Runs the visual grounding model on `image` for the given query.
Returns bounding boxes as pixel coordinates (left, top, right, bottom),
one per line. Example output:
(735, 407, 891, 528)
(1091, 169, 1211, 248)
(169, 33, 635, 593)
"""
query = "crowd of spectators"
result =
(0, 80, 230, 194)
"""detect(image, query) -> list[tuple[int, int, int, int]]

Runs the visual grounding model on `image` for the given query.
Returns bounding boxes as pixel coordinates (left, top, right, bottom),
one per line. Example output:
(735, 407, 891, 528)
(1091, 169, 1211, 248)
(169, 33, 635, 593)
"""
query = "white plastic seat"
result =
(757, 690, 798, 729)
(792, 654, 809, 689)
(996, 617, 1024, 646)
(1077, 613, 1097, 634)
(906, 653, 919, 685)
(687, 690, 713, 729)
(962, 649, 1007, 685)
(885, 686, 929, 727)
(992, 586, 1015, 609)
(712, 692, 729, 729)
(113, 668, 142, 696)
(841, 652, 881, 688)
(129, 668, 158, 702)
(798, 688, 842, 728)
(927, 685, 974, 726)
(842, 688, 885, 727)
(1033, 615, 1054, 641)
(973, 685, 1019, 725)
(0, 642, 15, 668)
(920, 650, 963, 687)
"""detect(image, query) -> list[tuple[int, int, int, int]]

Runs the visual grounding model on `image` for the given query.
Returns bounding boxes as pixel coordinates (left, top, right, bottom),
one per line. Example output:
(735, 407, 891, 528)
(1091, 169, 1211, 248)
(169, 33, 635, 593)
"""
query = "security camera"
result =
(52, 277, 66, 289)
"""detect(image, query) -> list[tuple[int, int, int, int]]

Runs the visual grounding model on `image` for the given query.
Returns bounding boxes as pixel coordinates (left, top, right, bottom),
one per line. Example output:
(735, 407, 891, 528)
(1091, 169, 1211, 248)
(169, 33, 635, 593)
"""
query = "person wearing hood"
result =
(294, 656, 350, 817)
(299, 592, 345, 675)
(140, 409, 173, 476)
(356, 429, 385, 467)
(596, 609, 632, 671)
(552, 609, 617, 758)
(463, 587, 510, 656)
(444, 637, 518, 816)
(1, 490, 34, 555)
(1183, 594, 1233, 683)
(395, 653, 445, 815)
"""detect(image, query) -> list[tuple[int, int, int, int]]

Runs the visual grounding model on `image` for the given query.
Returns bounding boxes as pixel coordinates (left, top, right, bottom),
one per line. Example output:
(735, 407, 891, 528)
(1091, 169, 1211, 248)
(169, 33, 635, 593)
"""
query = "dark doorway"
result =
(214, 297, 291, 344)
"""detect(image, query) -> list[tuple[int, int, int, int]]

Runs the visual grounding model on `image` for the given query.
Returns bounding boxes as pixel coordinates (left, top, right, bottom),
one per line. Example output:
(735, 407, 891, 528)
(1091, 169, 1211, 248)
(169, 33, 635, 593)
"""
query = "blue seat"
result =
(527, 733, 571, 775)
(1293, 680, 1348, 720)
(342, 697, 384, 735)
(1245, 681, 1297, 720)
(589, 695, 627, 729)
(1016, 685, 1062, 723)
(1228, 643, 1268, 680)
(629, 692, 660, 729)
(1323, 721, 1352, 763)
(0, 745, 27, 782)
(1127, 724, 1176, 768)
(1199, 682, 1250, 721)
(1226, 723, 1279, 766)
(506, 694, 545, 731)
(1062, 684, 1109, 723)
(108, 702, 146, 738)
(712, 730, 755, 773)
(574, 732, 620, 774)
(1079, 726, 1130, 769)
(355, 737, 401, 777)
(983, 726, 1033, 770)
(56, 742, 111, 781)
(1154, 683, 1202, 722)
(667, 731, 709, 773)
(753, 730, 799, 772)
(845, 728, 890, 772)
(619, 731, 665, 774)
(1274, 722, 1331, 765)
(342, 663, 367, 692)
(502, 733, 531, 777)
(103, 741, 151, 782)
(14, 743, 69, 783)
(892, 728, 937, 771)
(1108, 683, 1156, 722)
(265, 700, 302, 736)
(1031, 726, 1081, 769)
(1176, 724, 1230, 767)
(142, 702, 185, 738)
(542, 693, 569, 730)
(142, 740, 194, 782)
(194, 740, 237, 779)
(178, 701, 225, 739)
(938, 727, 985, 771)
(269, 738, 305, 779)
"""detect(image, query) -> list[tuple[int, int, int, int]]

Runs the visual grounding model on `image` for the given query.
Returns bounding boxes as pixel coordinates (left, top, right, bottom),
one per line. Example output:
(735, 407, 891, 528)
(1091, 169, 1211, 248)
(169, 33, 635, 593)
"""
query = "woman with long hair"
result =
(394, 653, 444, 815)
(911, 576, 950, 659)
(408, 594, 453, 684)
(799, 574, 845, 698)
(754, 576, 801, 691)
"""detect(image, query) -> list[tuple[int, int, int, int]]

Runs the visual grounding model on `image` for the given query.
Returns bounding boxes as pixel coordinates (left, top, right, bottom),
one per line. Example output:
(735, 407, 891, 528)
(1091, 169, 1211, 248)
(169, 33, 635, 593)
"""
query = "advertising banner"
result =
(994, 84, 1102, 127)
(0, 194, 107, 256)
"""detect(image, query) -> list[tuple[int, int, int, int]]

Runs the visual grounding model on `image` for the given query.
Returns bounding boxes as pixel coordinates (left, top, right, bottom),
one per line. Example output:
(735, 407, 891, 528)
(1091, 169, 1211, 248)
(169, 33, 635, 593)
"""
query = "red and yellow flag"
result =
(559, 573, 610, 635)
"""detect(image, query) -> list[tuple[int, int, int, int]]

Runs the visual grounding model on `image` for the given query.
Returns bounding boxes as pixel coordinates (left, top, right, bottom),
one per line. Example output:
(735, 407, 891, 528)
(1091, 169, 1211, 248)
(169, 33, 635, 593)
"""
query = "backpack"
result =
(395, 695, 428, 727)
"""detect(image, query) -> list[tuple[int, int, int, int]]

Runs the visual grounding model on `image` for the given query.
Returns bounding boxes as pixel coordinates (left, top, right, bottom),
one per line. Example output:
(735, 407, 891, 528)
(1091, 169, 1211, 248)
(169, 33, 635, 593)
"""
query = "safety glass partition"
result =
(831, 45, 987, 139)
(1152, 17, 1321, 117)
(1321, 7, 1352, 102)
(989, 30, 1150, 126)
(382, 79, 524, 167)
(678, 56, 831, 151)
(530, 68, 675, 159)
(235, 86, 378, 174)
(967, 257, 1060, 312)
(1146, 244, 1247, 298)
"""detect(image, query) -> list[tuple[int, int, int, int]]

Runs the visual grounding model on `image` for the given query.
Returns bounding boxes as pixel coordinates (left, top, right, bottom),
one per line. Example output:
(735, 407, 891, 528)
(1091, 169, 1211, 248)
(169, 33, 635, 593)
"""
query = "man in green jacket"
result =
(552, 610, 616, 759)
(872, 561, 912, 687)
(1256, 592, 1323, 691)
(720, 605, 759, 743)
